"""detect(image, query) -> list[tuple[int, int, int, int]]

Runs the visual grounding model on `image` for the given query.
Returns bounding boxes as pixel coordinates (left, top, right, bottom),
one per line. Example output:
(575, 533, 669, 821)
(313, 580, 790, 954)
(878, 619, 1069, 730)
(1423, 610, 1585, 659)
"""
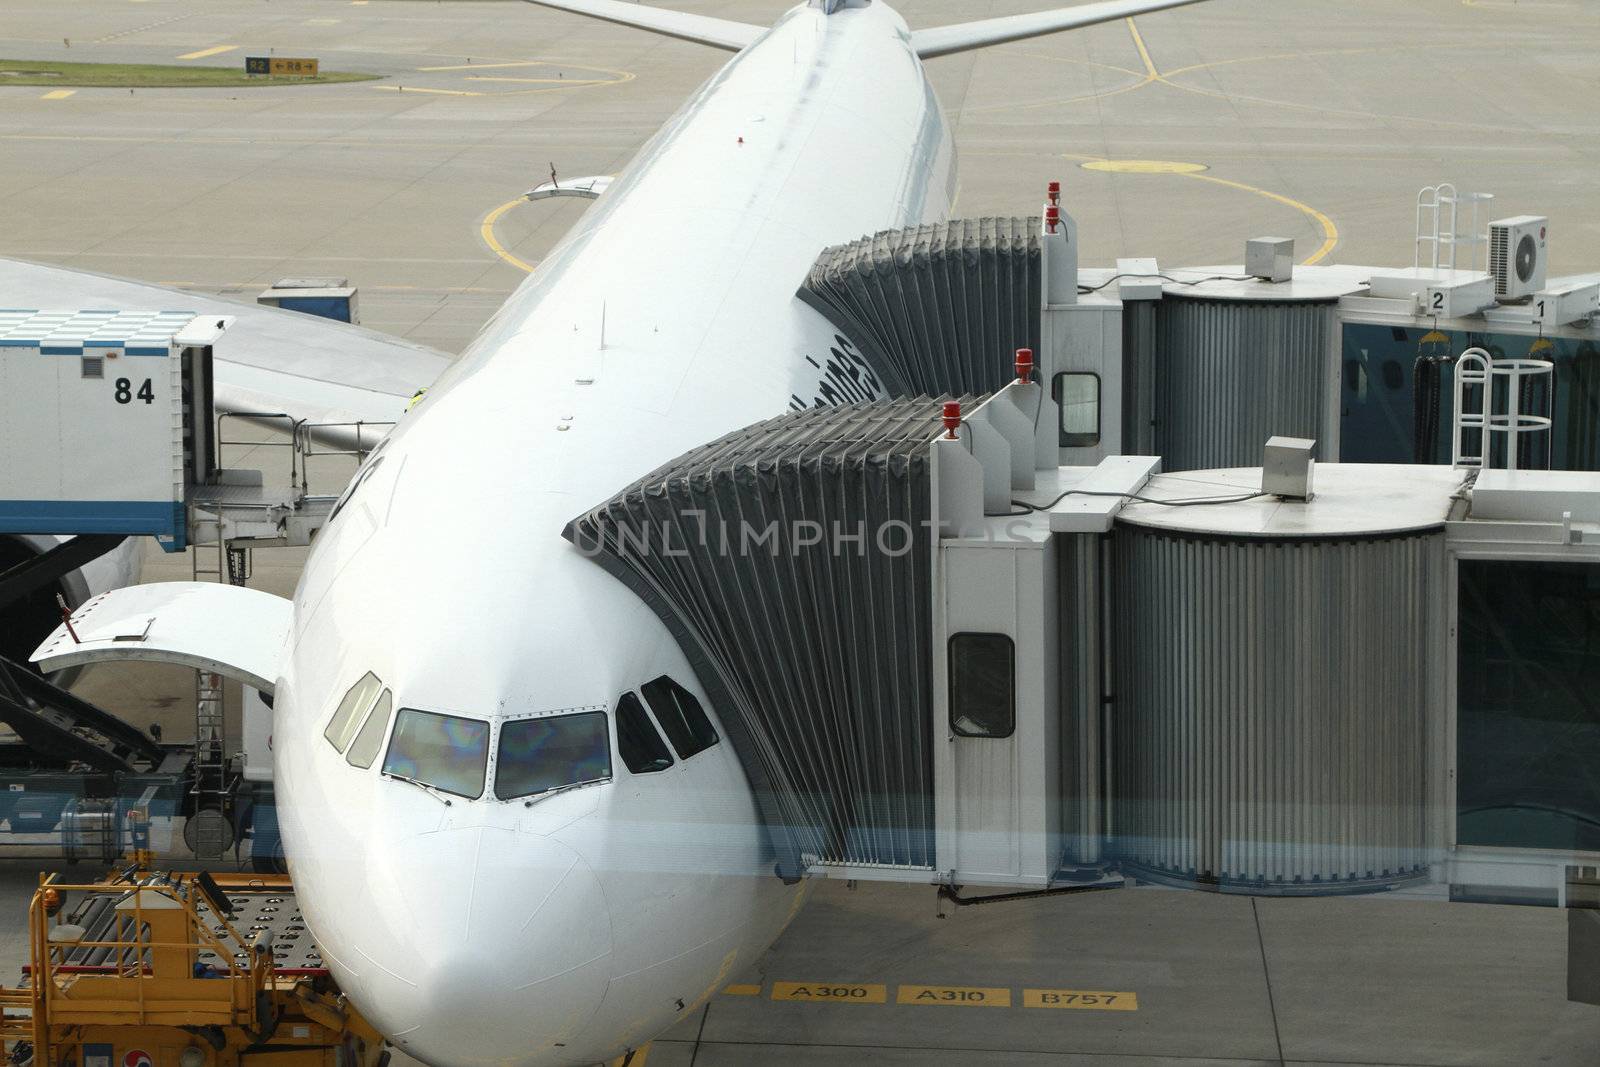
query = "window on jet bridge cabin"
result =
(494, 712, 613, 800)
(1053, 372, 1101, 449)
(616, 692, 674, 774)
(324, 672, 383, 752)
(382, 708, 490, 799)
(949, 632, 1016, 738)
(345, 690, 394, 770)
(640, 676, 719, 760)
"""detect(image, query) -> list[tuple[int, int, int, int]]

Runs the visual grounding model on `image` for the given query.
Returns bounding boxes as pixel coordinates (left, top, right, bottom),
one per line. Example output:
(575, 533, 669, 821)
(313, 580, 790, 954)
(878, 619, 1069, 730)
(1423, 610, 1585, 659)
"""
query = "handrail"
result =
(212, 410, 396, 498)
(295, 419, 396, 463)
(23, 871, 272, 1036)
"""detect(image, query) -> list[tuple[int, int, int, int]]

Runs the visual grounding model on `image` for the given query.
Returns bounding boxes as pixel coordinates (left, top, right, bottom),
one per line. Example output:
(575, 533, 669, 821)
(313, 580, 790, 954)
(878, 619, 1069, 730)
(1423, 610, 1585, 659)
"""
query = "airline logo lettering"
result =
(121, 1050, 153, 1067)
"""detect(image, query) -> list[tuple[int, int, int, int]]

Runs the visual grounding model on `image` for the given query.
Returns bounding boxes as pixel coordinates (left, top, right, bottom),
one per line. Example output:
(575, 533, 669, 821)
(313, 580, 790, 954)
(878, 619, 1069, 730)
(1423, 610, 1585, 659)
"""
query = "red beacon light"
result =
(1047, 180, 1061, 206)
(942, 400, 962, 439)
(1044, 205, 1061, 234)
(1014, 348, 1034, 384)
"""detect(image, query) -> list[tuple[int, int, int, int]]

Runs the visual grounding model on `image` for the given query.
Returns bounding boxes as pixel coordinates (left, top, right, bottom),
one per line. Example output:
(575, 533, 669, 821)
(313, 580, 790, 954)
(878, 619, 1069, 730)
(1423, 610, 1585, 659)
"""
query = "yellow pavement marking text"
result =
(722, 984, 761, 996)
(40, 89, 76, 100)
(1024, 989, 1138, 1011)
(897, 984, 1011, 1007)
(176, 45, 237, 60)
(770, 982, 886, 1004)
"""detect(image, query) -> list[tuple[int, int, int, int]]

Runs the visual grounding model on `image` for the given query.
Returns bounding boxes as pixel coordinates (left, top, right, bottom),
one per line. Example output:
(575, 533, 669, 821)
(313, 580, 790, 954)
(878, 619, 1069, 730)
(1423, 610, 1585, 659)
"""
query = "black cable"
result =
(1077, 272, 1255, 295)
(1011, 488, 1270, 513)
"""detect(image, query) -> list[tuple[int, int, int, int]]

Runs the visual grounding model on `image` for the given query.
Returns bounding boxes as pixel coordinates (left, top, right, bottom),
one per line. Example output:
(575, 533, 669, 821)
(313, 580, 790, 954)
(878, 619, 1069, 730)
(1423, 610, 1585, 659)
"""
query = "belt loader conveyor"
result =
(0, 848, 385, 1067)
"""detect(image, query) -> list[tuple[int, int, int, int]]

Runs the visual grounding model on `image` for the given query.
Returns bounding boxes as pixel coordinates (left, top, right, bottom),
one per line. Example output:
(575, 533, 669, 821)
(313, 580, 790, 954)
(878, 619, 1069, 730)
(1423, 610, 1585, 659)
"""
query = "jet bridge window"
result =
(494, 712, 612, 800)
(640, 676, 719, 760)
(382, 709, 489, 799)
(948, 632, 1015, 738)
(616, 692, 674, 774)
(1053, 372, 1101, 448)
(324, 672, 383, 752)
(1457, 559, 1600, 850)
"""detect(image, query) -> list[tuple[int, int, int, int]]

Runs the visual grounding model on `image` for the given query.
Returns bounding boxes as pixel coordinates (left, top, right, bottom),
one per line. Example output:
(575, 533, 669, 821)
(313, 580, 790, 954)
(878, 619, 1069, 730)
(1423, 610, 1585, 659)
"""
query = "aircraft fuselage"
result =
(275, 4, 955, 1064)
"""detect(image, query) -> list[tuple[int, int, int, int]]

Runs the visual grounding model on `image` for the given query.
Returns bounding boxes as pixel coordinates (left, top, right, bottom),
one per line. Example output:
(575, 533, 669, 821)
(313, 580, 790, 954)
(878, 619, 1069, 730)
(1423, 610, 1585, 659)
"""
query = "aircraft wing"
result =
(912, 0, 1212, 59)
(0, 257, 452, 449)
(520, 0, 763, 52)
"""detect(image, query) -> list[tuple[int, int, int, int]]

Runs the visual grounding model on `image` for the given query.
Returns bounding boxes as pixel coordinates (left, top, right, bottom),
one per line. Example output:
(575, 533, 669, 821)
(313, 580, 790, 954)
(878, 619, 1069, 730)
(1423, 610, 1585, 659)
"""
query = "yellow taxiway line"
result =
(1185, 172, 1340, 265)
(176, 44, 237, 60)
(480, 198, 538, 274)
(1078, 158, 1339, 266)
(40, 89, 76, 100)
(371, 85, 482, 96)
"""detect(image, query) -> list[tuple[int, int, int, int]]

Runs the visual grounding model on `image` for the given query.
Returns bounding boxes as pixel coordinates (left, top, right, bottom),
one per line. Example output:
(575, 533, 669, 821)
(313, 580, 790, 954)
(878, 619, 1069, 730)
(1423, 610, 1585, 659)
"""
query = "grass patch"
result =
(0, 59, 379, 88)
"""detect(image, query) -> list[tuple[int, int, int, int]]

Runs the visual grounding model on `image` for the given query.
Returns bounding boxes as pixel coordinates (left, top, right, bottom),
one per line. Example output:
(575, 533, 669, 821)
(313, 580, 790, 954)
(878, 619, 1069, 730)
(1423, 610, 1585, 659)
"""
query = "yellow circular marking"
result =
(1081, 159, 1208, 175)
(1186, 172, 1340, 265)
(1075, 158, 1340, 265)
(480, 198, 537, 274)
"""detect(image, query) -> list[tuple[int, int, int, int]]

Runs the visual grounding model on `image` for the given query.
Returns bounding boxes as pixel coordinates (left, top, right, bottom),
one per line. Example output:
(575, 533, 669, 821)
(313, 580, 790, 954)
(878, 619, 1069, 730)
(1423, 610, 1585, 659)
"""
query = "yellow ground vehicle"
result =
(0, 864, 385, 1067)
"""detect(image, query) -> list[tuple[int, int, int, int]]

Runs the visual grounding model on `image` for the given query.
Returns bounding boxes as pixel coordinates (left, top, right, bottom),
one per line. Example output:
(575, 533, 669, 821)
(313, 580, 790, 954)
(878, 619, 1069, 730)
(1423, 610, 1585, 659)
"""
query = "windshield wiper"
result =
(520, 777, 606, 807)
(385, 772, 454, 806)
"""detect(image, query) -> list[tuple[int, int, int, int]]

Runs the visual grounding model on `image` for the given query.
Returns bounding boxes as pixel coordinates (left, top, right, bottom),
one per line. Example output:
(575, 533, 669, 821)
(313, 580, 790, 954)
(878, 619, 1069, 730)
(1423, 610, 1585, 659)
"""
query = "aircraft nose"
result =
(358, 827, 614, 1067)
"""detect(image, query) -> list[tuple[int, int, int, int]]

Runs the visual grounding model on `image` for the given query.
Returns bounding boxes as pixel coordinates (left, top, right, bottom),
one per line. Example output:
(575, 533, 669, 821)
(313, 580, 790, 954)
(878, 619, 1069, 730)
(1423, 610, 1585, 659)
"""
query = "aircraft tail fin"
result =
(911, 0, 1212, 59)
(520, 0, 763, 52)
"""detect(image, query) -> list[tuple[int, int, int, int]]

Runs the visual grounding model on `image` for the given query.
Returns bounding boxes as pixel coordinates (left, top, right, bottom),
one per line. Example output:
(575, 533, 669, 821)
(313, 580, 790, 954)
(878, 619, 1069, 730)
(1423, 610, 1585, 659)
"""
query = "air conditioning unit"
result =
(1489, 215, 1547, 301)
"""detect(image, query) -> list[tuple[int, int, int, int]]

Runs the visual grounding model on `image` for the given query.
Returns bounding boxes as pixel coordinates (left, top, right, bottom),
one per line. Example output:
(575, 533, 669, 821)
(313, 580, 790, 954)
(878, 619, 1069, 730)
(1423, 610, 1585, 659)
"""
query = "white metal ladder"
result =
(1452, 346, 1555, 471)
(1416, 183, 1494, 275)
(187, 516, 235, 858)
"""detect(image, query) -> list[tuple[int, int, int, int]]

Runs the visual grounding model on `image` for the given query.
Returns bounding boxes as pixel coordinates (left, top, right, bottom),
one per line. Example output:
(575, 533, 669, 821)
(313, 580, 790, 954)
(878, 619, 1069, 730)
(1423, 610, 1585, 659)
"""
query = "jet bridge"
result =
(572, 339, 1600, 899)
(567, 399, 954, 879)
(798, 184, 1600, 477)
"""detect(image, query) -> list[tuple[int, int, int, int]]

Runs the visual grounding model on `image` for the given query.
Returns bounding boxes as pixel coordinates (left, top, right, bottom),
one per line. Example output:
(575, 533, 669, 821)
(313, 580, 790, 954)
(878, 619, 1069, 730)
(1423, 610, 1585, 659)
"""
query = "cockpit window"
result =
(345, 690, 393, 769)
(382, 709, 489, 799)
(616, 693, 673, 774)
(640, 675, 719, 760)
(325, 672, 383, 752)
(494, 712, 612, 800)
(327, 452, 385, 525)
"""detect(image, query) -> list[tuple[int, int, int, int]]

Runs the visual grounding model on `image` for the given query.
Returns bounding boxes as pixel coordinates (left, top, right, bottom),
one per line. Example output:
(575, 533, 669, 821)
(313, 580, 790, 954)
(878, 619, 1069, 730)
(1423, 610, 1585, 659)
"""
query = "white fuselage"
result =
(274, 4, 955, 1065)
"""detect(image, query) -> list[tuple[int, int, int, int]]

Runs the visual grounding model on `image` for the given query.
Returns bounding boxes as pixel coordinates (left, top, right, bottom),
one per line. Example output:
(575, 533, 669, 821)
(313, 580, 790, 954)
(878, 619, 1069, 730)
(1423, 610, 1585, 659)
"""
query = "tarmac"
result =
(2, 0, 1599, 1064)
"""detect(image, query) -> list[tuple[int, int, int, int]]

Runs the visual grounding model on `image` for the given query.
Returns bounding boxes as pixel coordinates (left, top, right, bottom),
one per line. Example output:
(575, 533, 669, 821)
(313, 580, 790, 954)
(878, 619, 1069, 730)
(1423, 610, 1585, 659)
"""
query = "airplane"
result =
(22, 0, 1220, 1063)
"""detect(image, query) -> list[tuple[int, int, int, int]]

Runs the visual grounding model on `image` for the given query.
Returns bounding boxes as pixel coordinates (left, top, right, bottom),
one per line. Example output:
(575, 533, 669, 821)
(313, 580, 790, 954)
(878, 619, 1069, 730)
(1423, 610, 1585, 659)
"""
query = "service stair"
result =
(0, 656, 168, 773)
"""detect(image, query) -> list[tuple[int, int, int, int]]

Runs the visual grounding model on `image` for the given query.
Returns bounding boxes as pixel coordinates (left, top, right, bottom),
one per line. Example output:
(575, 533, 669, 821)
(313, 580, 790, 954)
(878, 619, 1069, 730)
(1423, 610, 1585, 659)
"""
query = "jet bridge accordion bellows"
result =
(799, 218, 1041, 398)
(1109, 524, 1442, 893)
(565, 399, 967, 880)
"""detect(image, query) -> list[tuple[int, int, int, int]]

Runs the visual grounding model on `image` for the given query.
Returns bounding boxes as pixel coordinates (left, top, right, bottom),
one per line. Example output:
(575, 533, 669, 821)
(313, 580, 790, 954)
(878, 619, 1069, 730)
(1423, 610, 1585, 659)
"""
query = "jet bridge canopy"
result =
(566, 399, 959, 880)
(799, 218, 1042, 398)
(31, 582, 290, 694)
